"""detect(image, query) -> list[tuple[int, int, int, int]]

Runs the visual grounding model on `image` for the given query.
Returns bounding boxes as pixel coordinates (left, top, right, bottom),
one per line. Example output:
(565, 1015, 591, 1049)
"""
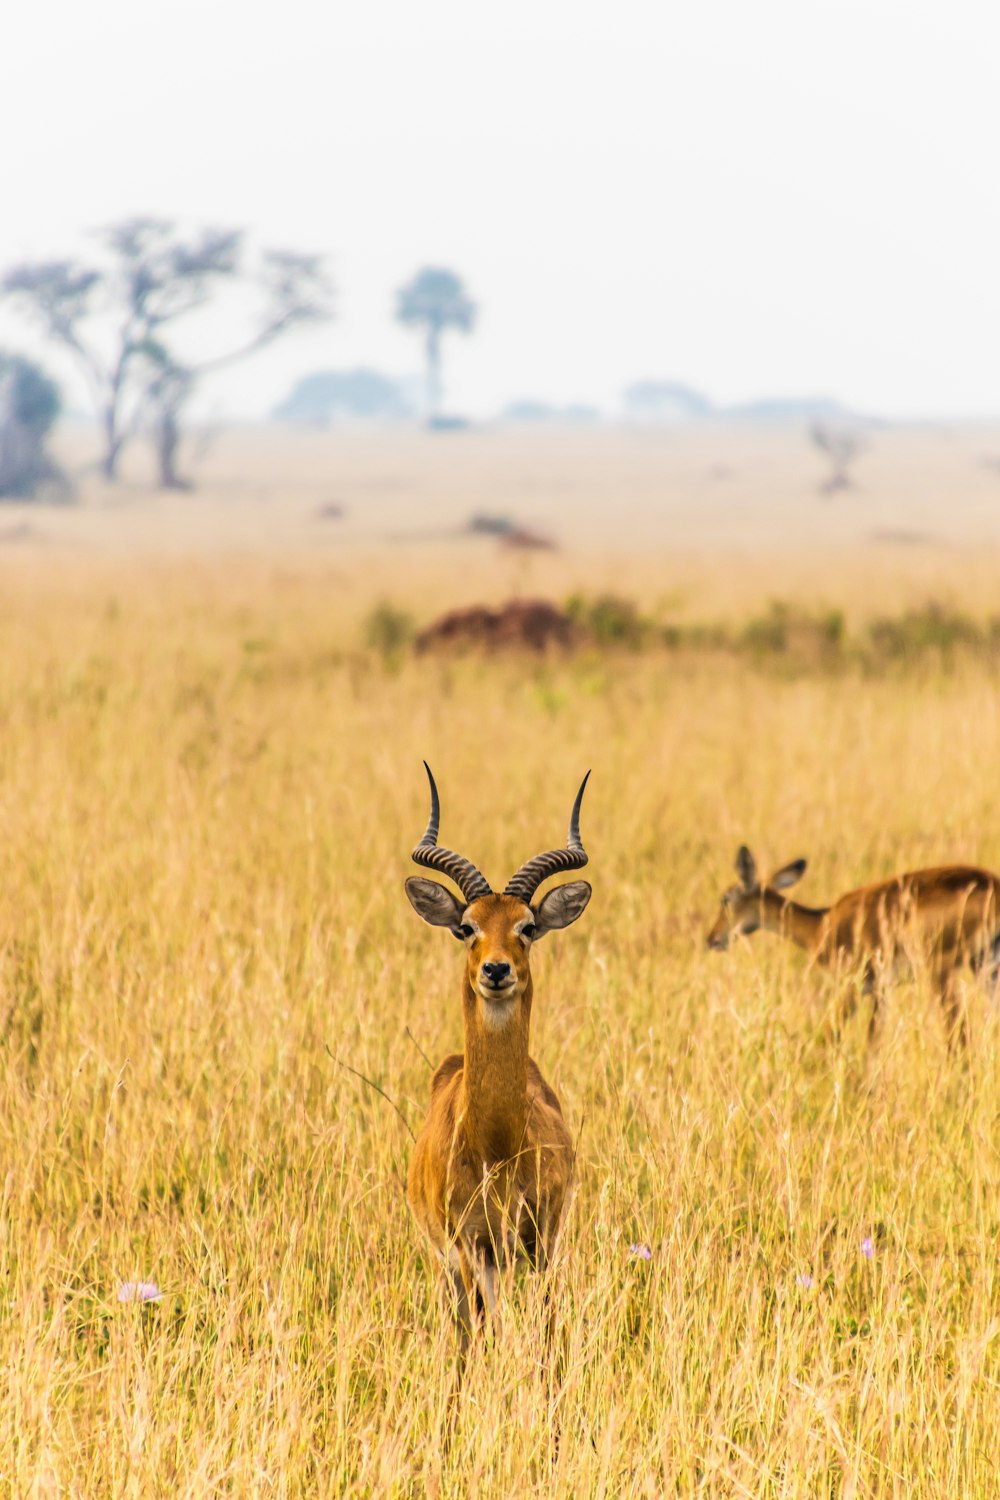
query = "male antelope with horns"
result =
(405, 763, 591, 1351)
(707, 845, 1000, 1044)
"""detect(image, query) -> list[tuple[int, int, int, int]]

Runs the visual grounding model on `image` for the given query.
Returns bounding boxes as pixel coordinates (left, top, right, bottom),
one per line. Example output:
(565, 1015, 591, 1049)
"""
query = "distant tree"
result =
(623, 381, 712, 421)
(502, 399, 601, 424)
(1, 220, 332, 487)
(144, 356, 195, 491)
(273, 368, 411, 426)
(0, 353, 69, 501)
(731, 397, 851, 422)
(395, 268, 476, 421)
(809, 421, 866, 497)
(146, 248, 332, 489)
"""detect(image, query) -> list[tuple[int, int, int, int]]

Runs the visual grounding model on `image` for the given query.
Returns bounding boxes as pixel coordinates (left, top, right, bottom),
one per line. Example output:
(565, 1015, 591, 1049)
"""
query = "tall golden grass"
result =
(3, 562, 1000, 1496)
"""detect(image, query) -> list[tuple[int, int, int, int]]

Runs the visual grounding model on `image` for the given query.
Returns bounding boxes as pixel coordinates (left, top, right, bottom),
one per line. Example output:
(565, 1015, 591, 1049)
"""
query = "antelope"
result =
(404, 763, 591, 1353)
(706, 846, 1000, 1044)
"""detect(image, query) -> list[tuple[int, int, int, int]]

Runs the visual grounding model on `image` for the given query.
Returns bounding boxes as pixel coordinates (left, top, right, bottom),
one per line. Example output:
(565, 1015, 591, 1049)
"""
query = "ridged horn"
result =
(411, 762, 492, 903)
(504, 771, 591, 903)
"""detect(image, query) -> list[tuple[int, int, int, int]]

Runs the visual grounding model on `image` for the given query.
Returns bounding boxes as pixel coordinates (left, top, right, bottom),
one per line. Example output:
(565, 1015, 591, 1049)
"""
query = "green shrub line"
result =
(570, 594, 1000, 668)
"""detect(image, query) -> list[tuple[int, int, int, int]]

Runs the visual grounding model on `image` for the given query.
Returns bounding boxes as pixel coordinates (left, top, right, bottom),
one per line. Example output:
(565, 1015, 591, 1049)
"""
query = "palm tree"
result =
(395, 268, 476, 421)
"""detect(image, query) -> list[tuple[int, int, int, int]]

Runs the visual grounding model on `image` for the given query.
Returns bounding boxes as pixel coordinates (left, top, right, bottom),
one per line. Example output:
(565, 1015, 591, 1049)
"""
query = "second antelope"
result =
(706, 845, 1000, 1044)
(404, 763, 591, 1353)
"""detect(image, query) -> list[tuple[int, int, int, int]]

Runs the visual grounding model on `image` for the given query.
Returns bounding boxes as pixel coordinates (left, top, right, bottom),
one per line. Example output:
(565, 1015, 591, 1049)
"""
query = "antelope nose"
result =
(482, 961, 512, 986)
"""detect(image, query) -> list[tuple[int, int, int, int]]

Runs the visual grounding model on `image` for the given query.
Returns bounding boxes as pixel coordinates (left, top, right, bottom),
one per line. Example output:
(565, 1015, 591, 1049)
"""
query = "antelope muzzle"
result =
(478, 957, 517, 1000)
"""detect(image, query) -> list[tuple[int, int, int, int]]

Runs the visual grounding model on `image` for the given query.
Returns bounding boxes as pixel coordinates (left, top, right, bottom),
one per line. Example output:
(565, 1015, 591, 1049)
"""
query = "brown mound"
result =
(415, 599, 577, 653)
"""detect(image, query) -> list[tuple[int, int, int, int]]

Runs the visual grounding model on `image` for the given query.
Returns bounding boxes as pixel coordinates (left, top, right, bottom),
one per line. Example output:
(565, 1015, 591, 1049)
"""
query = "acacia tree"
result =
(1, 220, 332, 485)
(809, 421, 866, 497)
(142, 251, 333, 489)
(395, 267, 476, 421)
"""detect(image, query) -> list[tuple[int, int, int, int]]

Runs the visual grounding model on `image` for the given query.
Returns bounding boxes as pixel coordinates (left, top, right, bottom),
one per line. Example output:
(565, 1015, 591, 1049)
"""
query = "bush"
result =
(364, 602, 414, 662)
(867, 603, 984, 663)
(566, 593, 646, 648)
(0, 352, 69, 500)
(739, 602, 845, 666)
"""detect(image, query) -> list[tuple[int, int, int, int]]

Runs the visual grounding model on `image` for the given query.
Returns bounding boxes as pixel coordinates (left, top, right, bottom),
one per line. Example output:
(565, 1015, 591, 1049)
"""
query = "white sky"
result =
(2, 0, 999, 420)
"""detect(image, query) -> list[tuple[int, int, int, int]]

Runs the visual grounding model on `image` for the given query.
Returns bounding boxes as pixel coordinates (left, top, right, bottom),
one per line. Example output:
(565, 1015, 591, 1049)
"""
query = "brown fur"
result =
(406, 892, 575, 1349)
(707, 859, 1000, 1044)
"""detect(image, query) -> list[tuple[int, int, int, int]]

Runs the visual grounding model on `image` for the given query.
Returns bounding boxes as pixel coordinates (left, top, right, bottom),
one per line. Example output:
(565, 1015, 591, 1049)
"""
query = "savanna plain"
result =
(6, 428, 1000, 1497)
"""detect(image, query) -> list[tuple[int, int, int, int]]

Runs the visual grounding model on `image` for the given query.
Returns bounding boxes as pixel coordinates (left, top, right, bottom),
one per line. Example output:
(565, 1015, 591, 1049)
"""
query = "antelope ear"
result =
(533, 880, 591, 937)
(735, 845, 758, 890)
(404, 878, 466, 937)
(770, 858, 807, 891)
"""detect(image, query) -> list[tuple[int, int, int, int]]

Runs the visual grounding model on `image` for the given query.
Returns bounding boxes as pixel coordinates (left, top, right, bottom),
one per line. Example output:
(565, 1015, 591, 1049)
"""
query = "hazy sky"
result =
(2, 0, 999, 419)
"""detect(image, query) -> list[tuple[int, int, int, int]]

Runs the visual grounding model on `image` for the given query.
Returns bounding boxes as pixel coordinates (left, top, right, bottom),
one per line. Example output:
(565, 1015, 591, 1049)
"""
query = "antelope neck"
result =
(762, 891, 830, 952)
(459, 973, 532, 1160)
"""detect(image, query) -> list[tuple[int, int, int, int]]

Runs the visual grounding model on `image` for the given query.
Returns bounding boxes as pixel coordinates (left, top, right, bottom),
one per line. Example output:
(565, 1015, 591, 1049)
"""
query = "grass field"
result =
(5, 429, 1000, 1495)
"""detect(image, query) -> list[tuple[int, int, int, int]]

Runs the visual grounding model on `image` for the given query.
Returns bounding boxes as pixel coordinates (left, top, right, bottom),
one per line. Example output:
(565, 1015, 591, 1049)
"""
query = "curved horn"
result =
(504, 771, 591, 904)
(411, 762, 492, 903)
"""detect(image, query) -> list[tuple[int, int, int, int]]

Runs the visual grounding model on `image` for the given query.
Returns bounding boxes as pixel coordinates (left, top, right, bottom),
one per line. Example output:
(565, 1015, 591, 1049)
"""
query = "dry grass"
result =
(3, 556, 1000, 1496)
(6, 421, 1000, 575)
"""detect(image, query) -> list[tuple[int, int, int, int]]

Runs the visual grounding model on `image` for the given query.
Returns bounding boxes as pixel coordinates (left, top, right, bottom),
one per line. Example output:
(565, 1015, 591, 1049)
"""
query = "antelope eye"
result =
(458, 923, 475, 940)
(520, 925, 536, 942)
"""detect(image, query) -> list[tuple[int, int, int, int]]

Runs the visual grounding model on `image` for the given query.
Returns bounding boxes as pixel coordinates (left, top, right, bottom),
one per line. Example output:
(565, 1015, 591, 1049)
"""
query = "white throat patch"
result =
(478, 990, 519, 1029)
